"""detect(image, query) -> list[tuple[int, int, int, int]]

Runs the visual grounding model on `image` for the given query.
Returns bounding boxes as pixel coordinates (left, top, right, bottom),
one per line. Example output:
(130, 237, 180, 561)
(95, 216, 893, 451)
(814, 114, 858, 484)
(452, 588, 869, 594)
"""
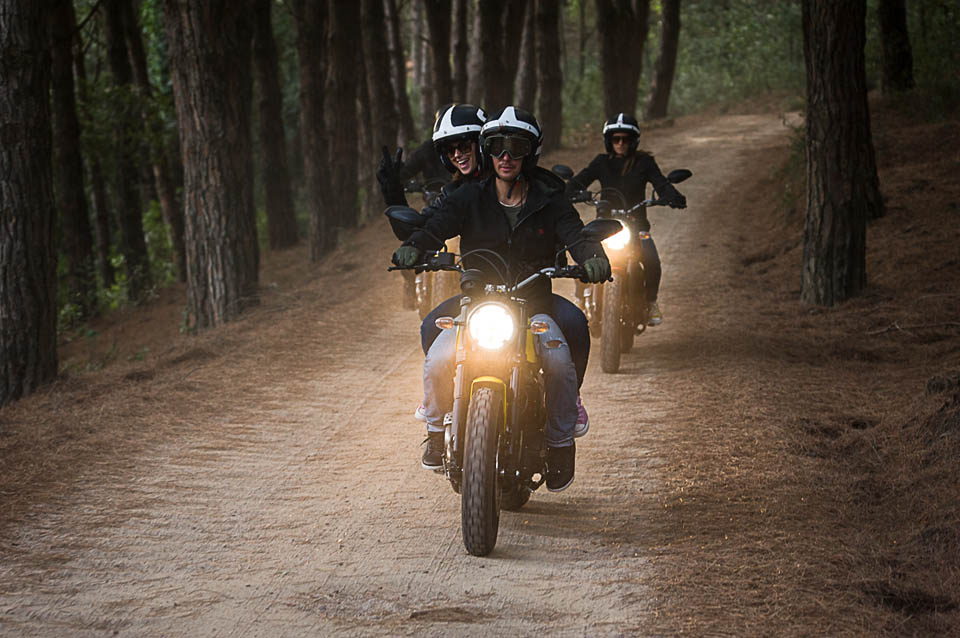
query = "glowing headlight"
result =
(468, 303, 516, 350)
(603, 226, 631, 251)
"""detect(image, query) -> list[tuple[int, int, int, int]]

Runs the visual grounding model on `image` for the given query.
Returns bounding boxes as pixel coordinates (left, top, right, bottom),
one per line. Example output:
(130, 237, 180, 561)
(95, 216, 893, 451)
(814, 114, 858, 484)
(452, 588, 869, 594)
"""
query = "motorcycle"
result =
(552, 165, 692, 373)
(402, 179, 461, 320)
(386, 205, 621, 556)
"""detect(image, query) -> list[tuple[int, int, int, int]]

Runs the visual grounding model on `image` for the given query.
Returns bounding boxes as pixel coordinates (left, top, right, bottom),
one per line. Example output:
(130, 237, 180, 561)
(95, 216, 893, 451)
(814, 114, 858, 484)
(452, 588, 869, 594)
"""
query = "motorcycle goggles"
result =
(482, 134, 532, 160)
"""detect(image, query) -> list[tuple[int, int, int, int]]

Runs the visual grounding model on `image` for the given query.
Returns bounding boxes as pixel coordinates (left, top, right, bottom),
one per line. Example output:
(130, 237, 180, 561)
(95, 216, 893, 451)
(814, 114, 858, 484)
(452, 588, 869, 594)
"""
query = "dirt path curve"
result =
(2, 112, 797, 637)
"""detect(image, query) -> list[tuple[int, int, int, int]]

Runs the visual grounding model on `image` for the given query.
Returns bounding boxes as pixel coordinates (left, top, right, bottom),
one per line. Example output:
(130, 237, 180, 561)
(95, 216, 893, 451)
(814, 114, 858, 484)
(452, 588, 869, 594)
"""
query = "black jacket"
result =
(405, 168, 605, 314)
(565, 152, 680, 231)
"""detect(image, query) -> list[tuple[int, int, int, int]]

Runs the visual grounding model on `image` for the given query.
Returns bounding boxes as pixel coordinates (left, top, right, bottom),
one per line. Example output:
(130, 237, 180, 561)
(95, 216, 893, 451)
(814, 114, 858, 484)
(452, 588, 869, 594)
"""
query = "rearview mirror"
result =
(384, 205, 424, 241)
(581, 219, 623, 242)
(667, 169, 692, 184)
(551, 164, 574, 180)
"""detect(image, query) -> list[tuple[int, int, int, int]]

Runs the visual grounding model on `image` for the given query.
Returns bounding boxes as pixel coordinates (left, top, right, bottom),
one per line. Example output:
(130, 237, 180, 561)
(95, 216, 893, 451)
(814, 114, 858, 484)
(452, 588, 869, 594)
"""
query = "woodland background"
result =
(1, 0, 959, 407)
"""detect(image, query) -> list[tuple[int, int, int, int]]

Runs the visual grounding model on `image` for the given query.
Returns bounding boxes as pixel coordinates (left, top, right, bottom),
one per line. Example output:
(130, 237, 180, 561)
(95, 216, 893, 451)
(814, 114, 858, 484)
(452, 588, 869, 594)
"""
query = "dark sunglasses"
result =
(443, 139, 474, 156)
(611, 134, 634, 144)
(482, 134, 532, 160)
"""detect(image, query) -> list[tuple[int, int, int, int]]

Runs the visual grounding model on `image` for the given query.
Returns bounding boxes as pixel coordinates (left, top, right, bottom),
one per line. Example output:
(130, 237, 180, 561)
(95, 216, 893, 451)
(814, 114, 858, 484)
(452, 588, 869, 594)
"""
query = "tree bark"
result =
(423, 0, 452, 107)
(801, 0, 883, 306)
(165, 0, 259, 328)
(253, 0, 299, 250)
(451, 0, 468, 101)
(536, 0, 563, 152)
(1, 0, 58, 405)
(877, 0, 914, 93)
(50, 0, 97, 318)
(364, 0, 399, 153)
(326, 0, 361, 242)
(106, 0, 151, 300)
(120, 0, 187, 281)
(596, 0, 651, 116)
(501, 0, 528, 105)
(515, 0, 537, 111)
(292, 0, 331, 260)
(644, 0, 681, 120)
(478, 0, 510, 111)
(385, 0, 418, 144)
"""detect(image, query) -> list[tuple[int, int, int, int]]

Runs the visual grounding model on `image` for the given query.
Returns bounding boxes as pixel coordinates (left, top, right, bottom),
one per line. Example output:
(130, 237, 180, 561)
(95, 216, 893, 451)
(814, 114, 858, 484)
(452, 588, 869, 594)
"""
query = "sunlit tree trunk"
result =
(801, 0, 883, 306)
(877, 0, 914, 93)
(165, 0, 259, 328)
(106, 0, 150, 300)
(292, 0, 331, 260)
(536, 0, 562, 152)
(1, 0, 58, 405)
(253, 0, 299, 250)
(645, 0, 681, 120)
(50, 0, 96, 318)
(596, 0, 650, 116)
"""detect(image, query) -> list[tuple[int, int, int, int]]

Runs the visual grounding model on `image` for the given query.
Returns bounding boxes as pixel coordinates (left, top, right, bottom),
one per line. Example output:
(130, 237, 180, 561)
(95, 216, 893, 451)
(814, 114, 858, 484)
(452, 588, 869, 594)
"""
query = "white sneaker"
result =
(574, 396, 590, 438)
(647, 301, 663, 326)
(414, 403, 427, 421)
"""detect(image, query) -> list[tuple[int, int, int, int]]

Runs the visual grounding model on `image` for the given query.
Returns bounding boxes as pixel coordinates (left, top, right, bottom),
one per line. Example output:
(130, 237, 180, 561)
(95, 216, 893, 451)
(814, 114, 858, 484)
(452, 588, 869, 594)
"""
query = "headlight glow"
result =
(468, 303, 516, 350)
(603, 226, 631, 251)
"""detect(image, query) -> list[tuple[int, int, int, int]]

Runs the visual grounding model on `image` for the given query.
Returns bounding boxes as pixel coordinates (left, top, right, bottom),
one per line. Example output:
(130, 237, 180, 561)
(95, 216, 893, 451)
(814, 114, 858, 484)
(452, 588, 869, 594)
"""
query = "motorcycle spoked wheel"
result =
(621, 274, 644, 353)
(601, 276, 624, 373)
(461, 387, 503, 556)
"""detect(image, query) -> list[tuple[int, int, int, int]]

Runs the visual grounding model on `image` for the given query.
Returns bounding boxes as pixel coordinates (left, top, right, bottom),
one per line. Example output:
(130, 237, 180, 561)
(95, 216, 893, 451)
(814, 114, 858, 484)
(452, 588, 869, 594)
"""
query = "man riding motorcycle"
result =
(392, 106, 611, 491)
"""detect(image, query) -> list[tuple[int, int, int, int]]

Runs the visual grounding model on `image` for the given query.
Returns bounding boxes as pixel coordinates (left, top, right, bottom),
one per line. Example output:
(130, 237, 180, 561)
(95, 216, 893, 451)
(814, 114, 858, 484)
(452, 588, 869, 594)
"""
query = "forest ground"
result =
(2, 94, 959, 637)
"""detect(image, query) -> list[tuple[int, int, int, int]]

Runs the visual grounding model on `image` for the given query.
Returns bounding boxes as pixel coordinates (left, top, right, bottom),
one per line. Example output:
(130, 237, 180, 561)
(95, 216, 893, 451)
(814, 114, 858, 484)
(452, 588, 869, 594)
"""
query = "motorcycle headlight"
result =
(603, 226, 631, 251)
(468, 303, 515, 350)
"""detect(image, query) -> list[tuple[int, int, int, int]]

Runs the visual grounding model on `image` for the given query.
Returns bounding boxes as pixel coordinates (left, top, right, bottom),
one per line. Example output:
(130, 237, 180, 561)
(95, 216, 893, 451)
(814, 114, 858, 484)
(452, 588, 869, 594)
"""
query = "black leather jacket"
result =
(405, 168, 605, 314)
(565, 152, 681, 231)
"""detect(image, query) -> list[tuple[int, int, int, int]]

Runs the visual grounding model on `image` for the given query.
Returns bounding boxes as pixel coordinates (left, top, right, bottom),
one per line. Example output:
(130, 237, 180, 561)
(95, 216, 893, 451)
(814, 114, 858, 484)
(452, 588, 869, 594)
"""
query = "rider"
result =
(564, 113, 687, 325)
(392, 106, 611, 492)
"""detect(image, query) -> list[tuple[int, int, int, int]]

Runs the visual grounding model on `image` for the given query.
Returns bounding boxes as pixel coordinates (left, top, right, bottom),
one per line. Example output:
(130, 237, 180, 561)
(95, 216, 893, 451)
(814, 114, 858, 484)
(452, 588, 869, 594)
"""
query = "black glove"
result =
(377, 146, 405, 204)
(668, 192, 687, 209)
(581, 256, 611, 283)
(392, 245, 421, 268)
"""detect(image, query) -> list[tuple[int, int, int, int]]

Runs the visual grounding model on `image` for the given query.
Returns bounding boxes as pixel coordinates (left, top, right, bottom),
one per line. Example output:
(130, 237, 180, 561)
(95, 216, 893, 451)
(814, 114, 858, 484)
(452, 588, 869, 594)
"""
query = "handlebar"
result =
(569, 189, 676, 215)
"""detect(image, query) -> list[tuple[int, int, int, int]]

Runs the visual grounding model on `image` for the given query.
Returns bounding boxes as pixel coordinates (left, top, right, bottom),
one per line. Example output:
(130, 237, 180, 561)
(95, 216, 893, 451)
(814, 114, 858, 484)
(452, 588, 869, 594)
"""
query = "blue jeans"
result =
(422, 312, 578, 447)
(421, 294, 590, 389)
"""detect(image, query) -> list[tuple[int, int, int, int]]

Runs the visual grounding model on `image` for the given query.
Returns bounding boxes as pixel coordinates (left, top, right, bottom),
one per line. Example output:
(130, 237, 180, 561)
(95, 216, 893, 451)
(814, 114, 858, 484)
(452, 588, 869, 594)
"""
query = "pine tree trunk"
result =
(1, 0, 58, 405)
(292, 0, 331, 261)
(326, 0, 361, 240)
(596, 0, 650, 116)
(165, 0, 259, 328)
(253, 0, 299, 250)
(801, 0, 883, 306)
(451, 0, 468, 101)
(106, 0, 151, 300)
(515, 0, 537, 111)
(50, 0, 96, 318)
(120, 0, 187, 280)
(364, 0, 400, 151)
(501, 0, 528, 105)
(478, 0, 510, 112)
(385, 0, 417, 145)
(536, 0, 563, 152)
(877, 0, 914, 93)
(644, 0, 681, 120)
(423, 0, 452, 106)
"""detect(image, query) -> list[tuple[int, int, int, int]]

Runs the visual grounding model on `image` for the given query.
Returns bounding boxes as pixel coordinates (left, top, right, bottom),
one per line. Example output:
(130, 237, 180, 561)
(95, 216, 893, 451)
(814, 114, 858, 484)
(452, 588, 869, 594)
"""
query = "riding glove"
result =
(392, 245, 421, 268)
(377, 146, 405, 203)
(582, 256, 611, 283)
(669, 192, 687, 209)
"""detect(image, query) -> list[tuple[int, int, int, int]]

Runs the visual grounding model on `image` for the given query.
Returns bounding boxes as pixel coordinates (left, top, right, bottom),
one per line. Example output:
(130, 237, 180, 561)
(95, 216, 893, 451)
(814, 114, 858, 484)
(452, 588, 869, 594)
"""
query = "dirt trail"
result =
(1, 113, 800, 636)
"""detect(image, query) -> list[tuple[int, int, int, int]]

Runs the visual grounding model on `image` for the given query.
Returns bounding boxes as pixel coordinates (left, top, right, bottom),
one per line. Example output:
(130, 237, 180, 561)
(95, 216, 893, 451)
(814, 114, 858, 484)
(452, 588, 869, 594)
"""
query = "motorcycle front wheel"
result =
(461, 387, 502, 556)
(601, 276, 624, 373)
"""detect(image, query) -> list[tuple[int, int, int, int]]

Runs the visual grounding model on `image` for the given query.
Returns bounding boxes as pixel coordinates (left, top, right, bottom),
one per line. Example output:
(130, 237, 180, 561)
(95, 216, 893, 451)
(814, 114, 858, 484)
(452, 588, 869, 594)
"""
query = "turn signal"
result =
(435, 317, 456, 330)
(529, 321, 549, 334)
